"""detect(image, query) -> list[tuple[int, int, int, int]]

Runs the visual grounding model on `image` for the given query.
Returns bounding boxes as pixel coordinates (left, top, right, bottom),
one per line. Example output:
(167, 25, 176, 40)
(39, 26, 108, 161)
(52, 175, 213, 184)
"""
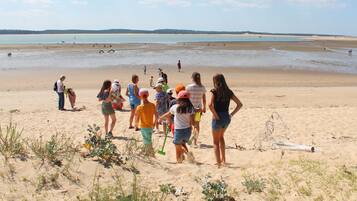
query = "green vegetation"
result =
(242, 175, 266, 194)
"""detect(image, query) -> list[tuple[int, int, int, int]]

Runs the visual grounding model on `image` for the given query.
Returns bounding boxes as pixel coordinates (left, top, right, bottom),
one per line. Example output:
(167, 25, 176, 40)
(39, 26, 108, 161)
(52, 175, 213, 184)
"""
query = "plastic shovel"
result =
(158, 125, 169, 155)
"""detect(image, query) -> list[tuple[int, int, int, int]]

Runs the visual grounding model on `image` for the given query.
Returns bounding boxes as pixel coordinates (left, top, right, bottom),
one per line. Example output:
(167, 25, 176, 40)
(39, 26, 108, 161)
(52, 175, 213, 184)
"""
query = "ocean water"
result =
(0, 34, 303, 44)
(1, 46, 356, 74)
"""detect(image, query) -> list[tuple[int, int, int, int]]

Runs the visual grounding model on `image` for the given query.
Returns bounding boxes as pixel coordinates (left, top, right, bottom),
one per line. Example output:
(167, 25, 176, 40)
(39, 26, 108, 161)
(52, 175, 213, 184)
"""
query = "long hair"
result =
(192, 72, 202, 86)
(132, 74, 139, 83)
(176, 98, 194, 114)
(98, 80, 112, 97)
(213, 74, 233, 102)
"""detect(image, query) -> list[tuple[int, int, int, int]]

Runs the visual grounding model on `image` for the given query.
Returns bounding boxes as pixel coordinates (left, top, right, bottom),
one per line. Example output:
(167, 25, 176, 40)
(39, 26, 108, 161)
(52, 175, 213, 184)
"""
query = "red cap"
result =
(177, 90, 190, 99)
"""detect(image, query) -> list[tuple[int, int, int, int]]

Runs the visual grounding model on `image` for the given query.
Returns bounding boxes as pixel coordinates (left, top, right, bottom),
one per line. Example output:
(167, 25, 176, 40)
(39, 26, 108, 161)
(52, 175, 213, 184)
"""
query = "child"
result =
(126, 75, 141, 130)
(209, 74, 243, 167)
(111, 80, 125, 110)
(135, 89, 157, 157)
(186, 72, 207, 147)
(97, 80, 116, 138)
(154, 83, 169, 134)
(168, 84, 186, 136)
(157, 77, 170, 92)
(160, 90, 194, 163)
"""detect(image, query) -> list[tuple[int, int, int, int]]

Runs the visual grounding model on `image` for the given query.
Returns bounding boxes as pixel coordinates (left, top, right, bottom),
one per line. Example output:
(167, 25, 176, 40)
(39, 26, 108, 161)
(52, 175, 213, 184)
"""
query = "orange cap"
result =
(175, 84, 185, 94)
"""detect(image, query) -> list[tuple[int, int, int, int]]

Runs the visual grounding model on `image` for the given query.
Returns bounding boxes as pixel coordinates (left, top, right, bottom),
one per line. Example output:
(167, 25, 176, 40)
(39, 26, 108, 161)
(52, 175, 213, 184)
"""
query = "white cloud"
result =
(137, 0, 347, 8)
(138, 0, 192, 7)
(71, 0, 88, 5)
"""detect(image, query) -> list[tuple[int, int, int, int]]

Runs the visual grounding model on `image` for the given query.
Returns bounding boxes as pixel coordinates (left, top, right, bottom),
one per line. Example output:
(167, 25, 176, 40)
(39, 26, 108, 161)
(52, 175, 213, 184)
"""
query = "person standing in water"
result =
(97, 80, 117, 138)
(209, 74, 242, 167)
(177, 60, 182, 72)
(144, 65, 147, 75)
(126, 75, 141, 130)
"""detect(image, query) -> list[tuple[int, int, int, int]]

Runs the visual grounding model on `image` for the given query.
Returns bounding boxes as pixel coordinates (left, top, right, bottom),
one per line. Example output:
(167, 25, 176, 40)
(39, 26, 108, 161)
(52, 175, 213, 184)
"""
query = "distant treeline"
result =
(0, 29, 343, 37)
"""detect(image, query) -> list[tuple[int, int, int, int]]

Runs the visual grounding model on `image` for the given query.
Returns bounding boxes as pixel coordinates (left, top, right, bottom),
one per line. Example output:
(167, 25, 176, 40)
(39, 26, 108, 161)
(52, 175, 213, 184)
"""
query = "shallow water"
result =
(1, 47, 356, 74)
(0, 34, 303, 44)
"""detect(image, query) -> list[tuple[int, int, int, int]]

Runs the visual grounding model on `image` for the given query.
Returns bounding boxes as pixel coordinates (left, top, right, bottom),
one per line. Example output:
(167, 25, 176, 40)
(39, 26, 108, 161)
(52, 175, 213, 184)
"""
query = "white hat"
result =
(113, 80, 119, 83)
(154, 83, 163, 89)
(167, 88, 173, 94)
(157, 77, 164, 83)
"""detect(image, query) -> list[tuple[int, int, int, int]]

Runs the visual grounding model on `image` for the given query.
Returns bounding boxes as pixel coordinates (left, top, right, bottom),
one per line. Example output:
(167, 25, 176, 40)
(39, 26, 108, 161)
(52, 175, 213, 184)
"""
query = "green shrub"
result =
(242, 175, 266, 194)
(0, 122, 27, 162)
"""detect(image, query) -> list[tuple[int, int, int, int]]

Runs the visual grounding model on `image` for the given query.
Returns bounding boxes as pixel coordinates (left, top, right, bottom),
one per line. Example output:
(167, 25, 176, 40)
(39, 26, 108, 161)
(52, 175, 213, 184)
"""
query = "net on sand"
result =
(251, 112, 291, 151)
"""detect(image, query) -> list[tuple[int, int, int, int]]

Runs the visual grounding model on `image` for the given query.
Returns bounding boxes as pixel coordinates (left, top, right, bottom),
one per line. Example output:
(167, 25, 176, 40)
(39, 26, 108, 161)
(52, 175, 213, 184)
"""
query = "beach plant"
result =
(35, 171, 61, 191)
(27, 132, 78, 167)
(0, 121, 27, 162)
(83, 124, 127, 168)
(78, 173, 171, 201)
(196, 175, 235, 201)
(242, 175, 266, 194)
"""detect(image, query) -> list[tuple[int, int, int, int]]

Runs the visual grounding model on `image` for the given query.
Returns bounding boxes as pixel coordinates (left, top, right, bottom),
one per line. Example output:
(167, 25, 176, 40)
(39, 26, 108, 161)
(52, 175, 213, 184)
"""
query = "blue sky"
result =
(0, 0, 356, 35)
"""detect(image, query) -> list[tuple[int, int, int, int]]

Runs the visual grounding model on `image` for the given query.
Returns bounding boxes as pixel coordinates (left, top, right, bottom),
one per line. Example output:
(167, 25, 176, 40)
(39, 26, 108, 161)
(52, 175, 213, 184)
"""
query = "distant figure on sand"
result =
(135, 89, 157, 157)
(55, 75, 66, 111)
(209, 74, 243, 167)
(149, 76, 154, 87)
(349, 49, 353, 56)
(144, 65, 147, 75)
(65, 88, 76, 109)
(97, 80, 116, 138)
(177, 60, 182, 72)
(126, 75, 141, 130)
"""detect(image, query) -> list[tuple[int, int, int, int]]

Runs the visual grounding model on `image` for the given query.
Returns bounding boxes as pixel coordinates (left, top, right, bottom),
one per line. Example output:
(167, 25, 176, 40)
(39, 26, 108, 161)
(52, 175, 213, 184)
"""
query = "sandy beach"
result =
(1, 41, 357, 200)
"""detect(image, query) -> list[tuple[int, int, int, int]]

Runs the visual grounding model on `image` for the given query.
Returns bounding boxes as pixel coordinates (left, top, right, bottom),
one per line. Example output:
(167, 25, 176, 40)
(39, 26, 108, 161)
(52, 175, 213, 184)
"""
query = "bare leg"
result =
(175, 145, 183, 163)
(109, 113, 117, 133)
(193, 122, 200, 146)
(219, 129, 226, 165)
(212, 129, 221, 166)
(104, 115, 109, 134)
(129, 109, 135, 128)
(182, 143, 189, 153)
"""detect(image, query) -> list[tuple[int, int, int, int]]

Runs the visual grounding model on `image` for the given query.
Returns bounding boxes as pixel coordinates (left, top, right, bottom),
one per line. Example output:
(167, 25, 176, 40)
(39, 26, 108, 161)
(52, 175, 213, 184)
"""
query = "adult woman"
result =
(97, 80, 117, 138)
(186, 72, 206, 146)
(209, 74, 243, 167)
(126, 74, 141, 130)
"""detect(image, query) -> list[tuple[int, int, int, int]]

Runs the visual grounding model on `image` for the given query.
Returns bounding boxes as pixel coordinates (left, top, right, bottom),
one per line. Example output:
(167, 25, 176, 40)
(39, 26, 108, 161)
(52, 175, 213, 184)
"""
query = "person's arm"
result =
(125, 86, 129, 97)
(134, 85, 140, 99)
(154, 111, 158, 129)
(202, 93, 207, 113)
(190, 114, 195, 127)
(230, 93, 243, 118)
(135, 109, 140, 128)
(158, 111, 171, 123)
(208, 92, 219, 120)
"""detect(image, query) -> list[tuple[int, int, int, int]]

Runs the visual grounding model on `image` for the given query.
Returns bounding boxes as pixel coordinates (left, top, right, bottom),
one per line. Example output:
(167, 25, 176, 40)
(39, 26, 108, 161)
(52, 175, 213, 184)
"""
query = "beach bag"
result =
(53, 81, 58, 92)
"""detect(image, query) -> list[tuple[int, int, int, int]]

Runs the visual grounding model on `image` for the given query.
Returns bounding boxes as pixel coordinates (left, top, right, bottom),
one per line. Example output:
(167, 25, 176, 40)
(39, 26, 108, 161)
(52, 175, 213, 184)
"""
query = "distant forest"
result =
(0, 29, 342, 37)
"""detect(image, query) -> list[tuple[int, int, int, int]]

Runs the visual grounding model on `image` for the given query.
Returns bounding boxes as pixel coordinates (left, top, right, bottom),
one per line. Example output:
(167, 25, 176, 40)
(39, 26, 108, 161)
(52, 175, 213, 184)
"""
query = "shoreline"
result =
(1, 65, 357, 92)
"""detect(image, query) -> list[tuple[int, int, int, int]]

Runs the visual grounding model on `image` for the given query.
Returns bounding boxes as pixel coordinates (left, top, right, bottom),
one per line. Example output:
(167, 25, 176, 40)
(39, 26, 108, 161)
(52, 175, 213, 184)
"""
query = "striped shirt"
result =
(186, 83, 206, 108)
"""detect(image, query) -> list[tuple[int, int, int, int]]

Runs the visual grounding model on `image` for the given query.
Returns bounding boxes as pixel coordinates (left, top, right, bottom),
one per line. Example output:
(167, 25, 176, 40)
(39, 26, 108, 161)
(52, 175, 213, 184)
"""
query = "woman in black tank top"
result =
(209, 74, 243, 167)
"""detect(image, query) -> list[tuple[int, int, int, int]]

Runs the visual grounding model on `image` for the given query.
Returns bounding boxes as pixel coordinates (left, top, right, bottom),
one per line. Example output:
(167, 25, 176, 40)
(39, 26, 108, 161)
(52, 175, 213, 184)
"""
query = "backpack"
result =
(53, 81, 58, 92)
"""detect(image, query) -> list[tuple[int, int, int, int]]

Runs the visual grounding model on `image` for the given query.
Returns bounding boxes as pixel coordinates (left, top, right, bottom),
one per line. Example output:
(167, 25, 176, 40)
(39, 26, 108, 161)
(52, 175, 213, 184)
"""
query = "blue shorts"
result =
(173, 127, 192, 145)
(212, 112, 231, 131)
(130, 102, 139, 110)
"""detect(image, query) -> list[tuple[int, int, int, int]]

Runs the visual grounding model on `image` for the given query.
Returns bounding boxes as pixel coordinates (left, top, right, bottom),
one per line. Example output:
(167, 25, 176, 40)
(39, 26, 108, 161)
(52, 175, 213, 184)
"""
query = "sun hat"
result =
(157, 77, 165, 83)
(113, 80, 119, 83)
(154, 83, 163, 89)
(177, 90, 190, 99)
(139, 88, 149, 97)
(167, 88, 173, 94)
(175, 84, 185, 94)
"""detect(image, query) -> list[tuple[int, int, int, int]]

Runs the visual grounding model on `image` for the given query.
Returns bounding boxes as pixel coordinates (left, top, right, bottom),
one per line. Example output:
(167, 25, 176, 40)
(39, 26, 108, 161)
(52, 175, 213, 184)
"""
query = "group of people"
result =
(96, 71, 243, 166)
